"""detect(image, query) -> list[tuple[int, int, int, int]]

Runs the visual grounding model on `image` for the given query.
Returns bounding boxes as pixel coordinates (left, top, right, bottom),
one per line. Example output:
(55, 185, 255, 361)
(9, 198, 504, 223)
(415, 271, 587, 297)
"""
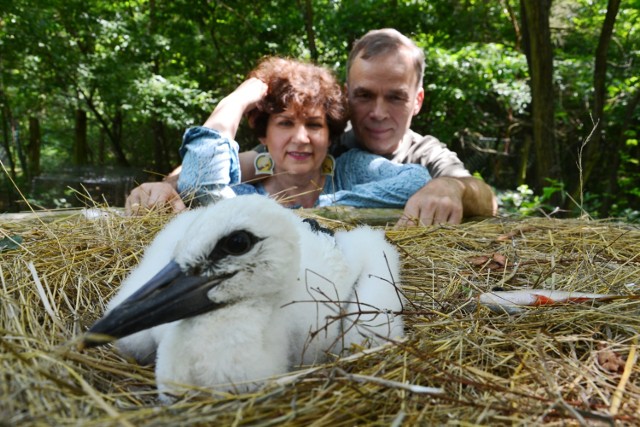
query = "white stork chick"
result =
(82, 194, 404, 400)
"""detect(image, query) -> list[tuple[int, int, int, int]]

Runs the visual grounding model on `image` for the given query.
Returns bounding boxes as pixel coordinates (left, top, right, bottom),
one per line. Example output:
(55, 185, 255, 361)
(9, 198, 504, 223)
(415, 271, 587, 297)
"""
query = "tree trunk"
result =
(1, 92, 17, 179)
(581, 0, 621, 189)
(80, 92, 130, 167)
(501, 0, 522, 51)
(520, 0, 562, 198)
(98, 128, 106, 165)
(74, 108, 89, 165)
(28, 117, 41, 178)
(11, 119, 28, 179)
(152, 118, 169, 173)
(109, 109, 129, 166)
(601, 85, 640, 214)
(299, 0, 318, 61)
(517, 133, 532, 186)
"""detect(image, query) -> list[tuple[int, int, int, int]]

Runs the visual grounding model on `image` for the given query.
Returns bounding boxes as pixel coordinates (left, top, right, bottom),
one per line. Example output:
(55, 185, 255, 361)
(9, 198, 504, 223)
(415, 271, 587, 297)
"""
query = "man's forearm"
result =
(163, 166, 181, 190)
(460, 177, 497, 217)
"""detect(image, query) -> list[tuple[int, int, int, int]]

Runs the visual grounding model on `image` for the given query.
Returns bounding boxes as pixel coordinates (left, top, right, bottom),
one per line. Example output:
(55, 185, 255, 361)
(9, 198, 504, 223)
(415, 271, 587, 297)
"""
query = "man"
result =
(126, 28, 497, 226)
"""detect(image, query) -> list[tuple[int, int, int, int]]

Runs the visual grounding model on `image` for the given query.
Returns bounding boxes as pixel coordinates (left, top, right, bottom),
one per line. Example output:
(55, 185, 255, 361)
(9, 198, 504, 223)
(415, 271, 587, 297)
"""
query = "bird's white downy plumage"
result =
(104, 208, 202, 364)
(92, 194, 404, 399)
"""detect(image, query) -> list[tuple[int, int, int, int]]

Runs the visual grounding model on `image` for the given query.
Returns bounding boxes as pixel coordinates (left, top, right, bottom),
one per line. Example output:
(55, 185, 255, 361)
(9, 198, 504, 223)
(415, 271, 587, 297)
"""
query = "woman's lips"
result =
(287, 151, 312, 160)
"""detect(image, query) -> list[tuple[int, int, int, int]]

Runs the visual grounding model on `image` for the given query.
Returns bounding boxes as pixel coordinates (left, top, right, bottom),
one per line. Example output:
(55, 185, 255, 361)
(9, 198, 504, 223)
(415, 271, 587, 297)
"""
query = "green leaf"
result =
(0, 236, 23, 252)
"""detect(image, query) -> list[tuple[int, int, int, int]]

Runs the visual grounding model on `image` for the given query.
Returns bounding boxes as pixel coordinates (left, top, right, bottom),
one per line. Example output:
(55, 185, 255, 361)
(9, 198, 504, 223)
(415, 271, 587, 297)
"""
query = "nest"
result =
(1, 206, 639, 426)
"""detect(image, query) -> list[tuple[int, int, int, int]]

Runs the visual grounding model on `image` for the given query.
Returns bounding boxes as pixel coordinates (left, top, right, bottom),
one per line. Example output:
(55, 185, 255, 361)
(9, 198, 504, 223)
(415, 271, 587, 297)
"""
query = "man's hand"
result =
(396, 178, 464, 226)
(395, 176, 497, 227)
(125, 182, 186, 215)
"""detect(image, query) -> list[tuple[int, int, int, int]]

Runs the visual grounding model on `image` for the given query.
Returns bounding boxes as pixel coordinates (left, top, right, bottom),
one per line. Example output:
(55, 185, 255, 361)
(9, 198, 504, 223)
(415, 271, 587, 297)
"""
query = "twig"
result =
(27, 260, 65, 330)
(334, 367, 444, 395)
(576, 117, 599, 218)
(610, 338, 638, 415)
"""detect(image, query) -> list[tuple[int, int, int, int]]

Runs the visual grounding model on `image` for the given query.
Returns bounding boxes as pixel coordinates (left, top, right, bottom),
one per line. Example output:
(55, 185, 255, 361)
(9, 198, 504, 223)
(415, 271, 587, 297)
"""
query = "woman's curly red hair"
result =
(247, 57, 348, 142)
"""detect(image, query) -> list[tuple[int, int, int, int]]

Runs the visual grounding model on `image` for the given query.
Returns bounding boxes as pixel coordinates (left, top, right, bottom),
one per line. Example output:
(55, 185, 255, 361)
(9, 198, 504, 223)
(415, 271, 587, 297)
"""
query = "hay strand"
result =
(2, 208, 640, 425)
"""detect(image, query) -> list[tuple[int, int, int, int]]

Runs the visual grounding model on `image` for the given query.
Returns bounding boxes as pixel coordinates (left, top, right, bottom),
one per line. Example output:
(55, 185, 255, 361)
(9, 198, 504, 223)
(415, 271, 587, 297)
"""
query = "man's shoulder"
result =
(392, 129, 444, 162)
(405, 129, 442, 146)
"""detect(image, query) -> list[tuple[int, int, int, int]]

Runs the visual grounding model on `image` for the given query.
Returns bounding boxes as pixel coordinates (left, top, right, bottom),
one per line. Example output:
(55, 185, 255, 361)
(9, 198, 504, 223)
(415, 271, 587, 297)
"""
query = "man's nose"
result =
(369, 97, 388, 120)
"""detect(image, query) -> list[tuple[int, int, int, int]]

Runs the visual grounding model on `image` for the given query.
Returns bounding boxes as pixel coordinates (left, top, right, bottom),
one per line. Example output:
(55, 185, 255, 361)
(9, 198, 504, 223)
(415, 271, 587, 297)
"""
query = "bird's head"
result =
(81, 195, 303, 349)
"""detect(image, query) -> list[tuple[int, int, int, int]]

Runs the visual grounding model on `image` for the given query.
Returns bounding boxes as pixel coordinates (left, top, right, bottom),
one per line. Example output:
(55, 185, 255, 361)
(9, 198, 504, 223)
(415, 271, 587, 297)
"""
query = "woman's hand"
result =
(234, 77, 270, 114)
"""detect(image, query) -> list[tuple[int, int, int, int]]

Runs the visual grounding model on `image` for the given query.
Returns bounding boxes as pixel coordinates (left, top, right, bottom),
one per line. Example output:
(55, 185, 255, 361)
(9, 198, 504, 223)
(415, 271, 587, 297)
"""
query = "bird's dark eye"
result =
(220, 231, 255, 256)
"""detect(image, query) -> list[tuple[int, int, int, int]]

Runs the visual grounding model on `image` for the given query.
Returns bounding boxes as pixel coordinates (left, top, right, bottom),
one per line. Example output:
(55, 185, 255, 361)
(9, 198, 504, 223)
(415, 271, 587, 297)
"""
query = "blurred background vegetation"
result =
(0, 0, 638, 220)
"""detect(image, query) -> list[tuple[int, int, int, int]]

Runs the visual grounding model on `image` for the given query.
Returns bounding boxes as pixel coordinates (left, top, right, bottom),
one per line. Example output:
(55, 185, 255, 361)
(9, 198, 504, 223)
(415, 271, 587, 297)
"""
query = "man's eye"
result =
(353, 92, 371, 100)
(390, 95, 408, 103)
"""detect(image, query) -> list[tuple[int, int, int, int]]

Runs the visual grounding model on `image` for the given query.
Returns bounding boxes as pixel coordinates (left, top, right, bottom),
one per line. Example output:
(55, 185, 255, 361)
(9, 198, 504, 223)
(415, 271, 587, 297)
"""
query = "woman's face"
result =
(263, 107, 330, 177)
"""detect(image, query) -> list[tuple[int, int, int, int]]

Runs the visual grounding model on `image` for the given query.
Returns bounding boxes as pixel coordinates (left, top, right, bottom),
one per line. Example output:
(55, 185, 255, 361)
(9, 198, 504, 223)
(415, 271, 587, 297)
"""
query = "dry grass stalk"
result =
(1, 207, 639, 425)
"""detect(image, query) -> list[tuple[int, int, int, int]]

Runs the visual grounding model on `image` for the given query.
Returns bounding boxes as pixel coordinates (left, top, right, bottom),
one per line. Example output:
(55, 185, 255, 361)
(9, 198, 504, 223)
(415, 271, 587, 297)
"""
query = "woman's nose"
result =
(292, 124, 311, 143)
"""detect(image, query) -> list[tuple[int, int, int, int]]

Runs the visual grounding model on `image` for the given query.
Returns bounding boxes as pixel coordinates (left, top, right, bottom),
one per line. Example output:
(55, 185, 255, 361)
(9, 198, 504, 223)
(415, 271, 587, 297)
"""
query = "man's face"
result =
(347, 50, 424, 156)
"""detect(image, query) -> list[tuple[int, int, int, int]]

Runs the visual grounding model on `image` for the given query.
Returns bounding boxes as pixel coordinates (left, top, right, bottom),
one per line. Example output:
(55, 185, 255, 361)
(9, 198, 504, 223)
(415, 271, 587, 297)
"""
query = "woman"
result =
(177, 56, 429, 208)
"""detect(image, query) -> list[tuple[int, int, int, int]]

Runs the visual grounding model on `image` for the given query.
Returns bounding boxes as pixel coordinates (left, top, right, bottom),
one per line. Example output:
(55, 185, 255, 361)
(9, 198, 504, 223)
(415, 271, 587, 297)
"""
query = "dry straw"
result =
(1, 205, 639, 426)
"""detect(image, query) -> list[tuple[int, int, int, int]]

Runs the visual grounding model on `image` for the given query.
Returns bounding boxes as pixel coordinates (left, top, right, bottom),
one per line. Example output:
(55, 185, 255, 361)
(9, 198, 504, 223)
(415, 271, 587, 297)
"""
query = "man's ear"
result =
(344, 82, 349, 96)
(413, 87, 425, 116)
(258, 137, 266, 146)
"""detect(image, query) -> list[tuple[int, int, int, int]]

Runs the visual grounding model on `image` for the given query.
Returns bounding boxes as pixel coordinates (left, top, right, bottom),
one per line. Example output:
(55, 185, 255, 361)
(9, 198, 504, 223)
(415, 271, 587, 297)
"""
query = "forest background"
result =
(1, 0, 638, 220)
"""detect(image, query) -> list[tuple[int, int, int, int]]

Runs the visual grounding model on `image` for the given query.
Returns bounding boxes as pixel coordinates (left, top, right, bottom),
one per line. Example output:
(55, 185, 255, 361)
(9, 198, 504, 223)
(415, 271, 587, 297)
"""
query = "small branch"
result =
(334, 367, 444, 395)
(610, 338, 638, 415)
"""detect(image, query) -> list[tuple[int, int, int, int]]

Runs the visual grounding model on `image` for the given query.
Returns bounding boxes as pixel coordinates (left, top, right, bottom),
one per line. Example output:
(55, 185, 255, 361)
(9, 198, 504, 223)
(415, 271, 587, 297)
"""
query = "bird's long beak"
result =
(81, 260, 228, 349)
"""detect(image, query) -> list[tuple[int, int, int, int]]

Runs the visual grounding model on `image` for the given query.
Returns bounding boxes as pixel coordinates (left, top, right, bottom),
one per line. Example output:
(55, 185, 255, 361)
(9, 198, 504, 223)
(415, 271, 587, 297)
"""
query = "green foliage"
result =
(1, 0, 638, 217)
(132, 74, 215, 128)
(498, 180, 565, 218)
(414, 42, 530, 139)
(26, 188, 75, 210)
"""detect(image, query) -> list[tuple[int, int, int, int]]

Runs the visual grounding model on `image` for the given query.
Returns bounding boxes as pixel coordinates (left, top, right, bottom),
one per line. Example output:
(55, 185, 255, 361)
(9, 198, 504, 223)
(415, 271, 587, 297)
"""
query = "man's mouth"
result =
(366, 127, 392, 138)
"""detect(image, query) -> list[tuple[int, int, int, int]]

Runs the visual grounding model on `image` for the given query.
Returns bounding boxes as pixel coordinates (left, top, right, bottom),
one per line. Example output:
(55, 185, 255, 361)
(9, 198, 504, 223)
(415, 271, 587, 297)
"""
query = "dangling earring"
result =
(321, 155, 335, 177)
(254, 152, 275, 175)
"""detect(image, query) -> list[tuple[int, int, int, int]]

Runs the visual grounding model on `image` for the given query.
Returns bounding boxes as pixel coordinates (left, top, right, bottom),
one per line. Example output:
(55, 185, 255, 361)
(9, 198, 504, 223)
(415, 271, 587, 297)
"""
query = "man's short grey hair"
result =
(347, 28, 426, 88)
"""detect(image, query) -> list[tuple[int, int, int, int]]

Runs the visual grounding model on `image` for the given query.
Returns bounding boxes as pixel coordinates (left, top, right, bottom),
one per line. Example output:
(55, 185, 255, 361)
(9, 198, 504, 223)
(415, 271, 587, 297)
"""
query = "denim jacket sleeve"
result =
(317, 148, 430, 208)
(177, 126, 242, 204)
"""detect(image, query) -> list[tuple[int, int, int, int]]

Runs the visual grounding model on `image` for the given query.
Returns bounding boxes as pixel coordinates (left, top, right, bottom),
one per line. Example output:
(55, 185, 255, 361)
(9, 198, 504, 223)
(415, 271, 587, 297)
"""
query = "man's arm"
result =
(393, 131, 470, 179)
(390, 130, 496, 226)
(238, 150, 259, 183)
(125, 168, 186, 215)
(395, 176, 497, 227)
(318, 149, 430, 208)
(125, 152, 261, 215)
(125, 79, 269, 215)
